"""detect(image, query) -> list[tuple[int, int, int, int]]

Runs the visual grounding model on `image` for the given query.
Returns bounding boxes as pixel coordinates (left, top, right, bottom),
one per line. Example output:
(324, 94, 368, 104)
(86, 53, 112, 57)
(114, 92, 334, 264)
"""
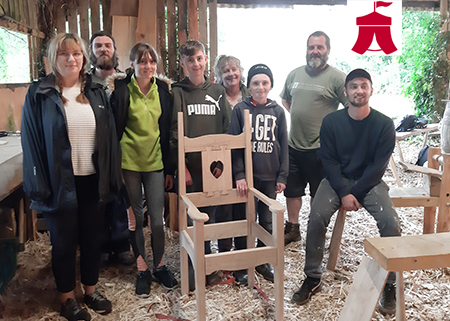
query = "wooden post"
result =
(198, 0, 207, 46)
(178, 0, 188, 79)
(101, 0, 112, 34)
(437, 154, 450, 232)
(79, 0, 90, 41)
(157, 0, 166, 75)
(209, 0, 218, 79)
(167, 0, 177, 80)
(90, 0, 101, 33)
(67, 3, 78, 35)
(187, 0, 199, 40)
(28, 34, 34, 82)
(56, 2, 66, 33)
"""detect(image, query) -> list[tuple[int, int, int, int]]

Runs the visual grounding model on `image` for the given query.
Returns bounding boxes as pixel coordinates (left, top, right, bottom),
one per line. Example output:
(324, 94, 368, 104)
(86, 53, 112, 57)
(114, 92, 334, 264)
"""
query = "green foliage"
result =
(0, 27, 30, 83)
(397, 11, 449, 119)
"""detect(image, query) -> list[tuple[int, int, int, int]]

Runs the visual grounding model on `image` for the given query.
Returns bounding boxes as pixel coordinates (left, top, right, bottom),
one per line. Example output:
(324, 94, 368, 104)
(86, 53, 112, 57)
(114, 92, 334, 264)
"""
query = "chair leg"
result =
(327, 208, 347, 271)
(180, 246, 189, 295)
(423, 207, 436, 234)
(194, 222, 206, 321)
(274, 264, 284, 320)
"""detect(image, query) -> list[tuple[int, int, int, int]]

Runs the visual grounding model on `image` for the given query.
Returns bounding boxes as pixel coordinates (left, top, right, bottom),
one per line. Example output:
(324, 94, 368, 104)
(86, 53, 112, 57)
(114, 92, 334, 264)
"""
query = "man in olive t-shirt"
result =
(280, 31, 347, 246)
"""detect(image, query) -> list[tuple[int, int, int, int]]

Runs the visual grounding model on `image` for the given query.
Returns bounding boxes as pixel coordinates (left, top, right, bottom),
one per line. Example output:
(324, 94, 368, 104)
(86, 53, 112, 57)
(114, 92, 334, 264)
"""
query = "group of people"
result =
(20, 29, 401, 321)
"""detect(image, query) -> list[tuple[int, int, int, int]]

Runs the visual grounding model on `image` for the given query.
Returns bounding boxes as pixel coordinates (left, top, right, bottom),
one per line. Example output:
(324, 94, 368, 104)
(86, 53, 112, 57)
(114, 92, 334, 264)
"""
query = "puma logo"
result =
(205, 94, 222, 111)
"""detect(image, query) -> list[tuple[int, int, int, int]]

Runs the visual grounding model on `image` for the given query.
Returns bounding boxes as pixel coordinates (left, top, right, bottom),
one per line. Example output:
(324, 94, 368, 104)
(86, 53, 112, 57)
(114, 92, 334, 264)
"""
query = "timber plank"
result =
(364, 233, 450, 271)
(79, 0, 90, 41)
(167, 0, 177, 79)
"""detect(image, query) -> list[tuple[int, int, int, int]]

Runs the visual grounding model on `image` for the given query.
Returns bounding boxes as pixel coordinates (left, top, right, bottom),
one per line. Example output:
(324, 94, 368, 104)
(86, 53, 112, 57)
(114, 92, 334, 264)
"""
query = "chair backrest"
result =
(177, 110, 253, 208)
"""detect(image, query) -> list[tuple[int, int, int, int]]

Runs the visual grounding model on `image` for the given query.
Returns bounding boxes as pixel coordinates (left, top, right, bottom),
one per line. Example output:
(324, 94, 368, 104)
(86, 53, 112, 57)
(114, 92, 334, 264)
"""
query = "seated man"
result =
(291, 69, 402, 315)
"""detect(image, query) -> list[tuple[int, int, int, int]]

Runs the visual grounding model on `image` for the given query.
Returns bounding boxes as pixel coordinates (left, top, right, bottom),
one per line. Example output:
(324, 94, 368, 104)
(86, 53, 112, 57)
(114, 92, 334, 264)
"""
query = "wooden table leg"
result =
(339, 257, 389, 321)
(396, 271, 406, 321)
(389, 155, 403, 187)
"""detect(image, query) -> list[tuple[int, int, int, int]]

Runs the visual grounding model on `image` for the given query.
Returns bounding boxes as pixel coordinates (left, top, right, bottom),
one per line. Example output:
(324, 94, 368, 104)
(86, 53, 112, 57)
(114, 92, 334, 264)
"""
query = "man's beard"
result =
(93, 54, 116, 70)
(307, 51, 328, 70)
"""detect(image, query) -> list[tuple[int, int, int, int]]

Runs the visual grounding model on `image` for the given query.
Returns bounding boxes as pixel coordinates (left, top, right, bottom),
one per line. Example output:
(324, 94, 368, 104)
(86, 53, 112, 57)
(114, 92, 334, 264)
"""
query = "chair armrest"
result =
(249, 188, 285, 213)
(180, 195, 209, 222)
(398, 161, 442, 178)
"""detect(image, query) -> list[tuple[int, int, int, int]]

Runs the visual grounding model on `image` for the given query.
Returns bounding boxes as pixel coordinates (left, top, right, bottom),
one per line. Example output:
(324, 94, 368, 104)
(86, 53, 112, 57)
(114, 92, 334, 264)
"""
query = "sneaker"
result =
(378, 283, 396, 314)
(153, 265, 178, 289)
(136, 270, 152, 297)
(84, 290, 112, 315)
(284, 222, 301, 246)
(117, 251, 134, 266)
(291, 277, 322, 305)
(61, 298, 91, 321)
(234, 269, 248, 286)
(255, 263, 274, 283)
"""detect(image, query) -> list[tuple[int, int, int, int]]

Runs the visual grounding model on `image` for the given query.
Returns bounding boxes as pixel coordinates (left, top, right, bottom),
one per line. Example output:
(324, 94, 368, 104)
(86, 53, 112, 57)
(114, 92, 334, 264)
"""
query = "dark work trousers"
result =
(304, 178, 402, 284)
(221, 178, 276, 251)
(101, 189, 130, 256)
(186, 165, 216, 255)
(215, 203, 246, 252)
(43, 174, 104, 293)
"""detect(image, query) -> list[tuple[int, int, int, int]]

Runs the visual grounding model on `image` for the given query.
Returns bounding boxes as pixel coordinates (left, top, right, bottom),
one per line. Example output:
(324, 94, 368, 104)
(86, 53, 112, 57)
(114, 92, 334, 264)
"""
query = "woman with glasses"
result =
(21, 33, 121, 321)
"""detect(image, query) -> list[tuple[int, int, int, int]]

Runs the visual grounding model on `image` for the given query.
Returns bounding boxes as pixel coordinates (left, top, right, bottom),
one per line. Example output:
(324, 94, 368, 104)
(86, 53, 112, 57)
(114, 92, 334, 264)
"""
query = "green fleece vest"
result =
(120, 75, 163, 172)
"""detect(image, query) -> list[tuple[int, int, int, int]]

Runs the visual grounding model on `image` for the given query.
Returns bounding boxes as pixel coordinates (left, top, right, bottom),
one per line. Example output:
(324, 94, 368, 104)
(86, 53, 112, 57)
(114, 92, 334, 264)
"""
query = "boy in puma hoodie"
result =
(170, 40, 231, 290)
(229, 64, 288, 284)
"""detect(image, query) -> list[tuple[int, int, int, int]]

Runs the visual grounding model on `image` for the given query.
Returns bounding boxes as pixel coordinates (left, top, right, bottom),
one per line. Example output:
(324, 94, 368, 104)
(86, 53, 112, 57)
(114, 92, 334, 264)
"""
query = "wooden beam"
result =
(167, 0, 177, 79)
(90, 0, 101, 34)
(187, 0, 199, 40)
(79, 0, 90, 41)
(136, 0, 157, 46)
(55, 1, 66, 34)
(101, 0, 112, 34)
(110, 0, 139, 16)
(157, 0, 166, 75)
(198, 0, 207, 46)
(67, 3, 78, 35)
(217, 0, 347, 5)
(209, 0, 218, 79)
(0, 17, 45, 38)
(437, 154, 450, 232)
(178, 0, 188, 79)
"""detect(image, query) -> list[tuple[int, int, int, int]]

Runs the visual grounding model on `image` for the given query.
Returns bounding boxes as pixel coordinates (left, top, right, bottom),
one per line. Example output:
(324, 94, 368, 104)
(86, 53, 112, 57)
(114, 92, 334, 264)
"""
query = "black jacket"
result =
(108, 73, 175, 175)
(21, 73, 122, 212)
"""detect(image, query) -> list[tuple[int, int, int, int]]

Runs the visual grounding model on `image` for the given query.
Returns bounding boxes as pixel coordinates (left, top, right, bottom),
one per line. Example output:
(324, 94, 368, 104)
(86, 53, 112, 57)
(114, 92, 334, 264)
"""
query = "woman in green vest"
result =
(109, 43, 177, 297)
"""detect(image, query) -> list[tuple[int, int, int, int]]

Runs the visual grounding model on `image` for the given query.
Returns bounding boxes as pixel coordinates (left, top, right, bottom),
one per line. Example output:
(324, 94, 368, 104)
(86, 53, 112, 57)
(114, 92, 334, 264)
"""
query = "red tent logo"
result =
(352, 1, 398, 55)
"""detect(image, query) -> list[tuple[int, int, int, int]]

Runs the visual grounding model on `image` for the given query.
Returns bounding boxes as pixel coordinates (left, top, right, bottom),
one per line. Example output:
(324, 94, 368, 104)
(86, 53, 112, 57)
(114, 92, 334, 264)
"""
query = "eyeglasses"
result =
(57, 51, 84, 60)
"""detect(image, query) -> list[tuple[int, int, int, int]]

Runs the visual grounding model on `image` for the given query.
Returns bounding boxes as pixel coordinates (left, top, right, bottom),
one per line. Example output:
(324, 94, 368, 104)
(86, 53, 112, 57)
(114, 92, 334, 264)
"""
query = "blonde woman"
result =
(21, 33, 121, 321)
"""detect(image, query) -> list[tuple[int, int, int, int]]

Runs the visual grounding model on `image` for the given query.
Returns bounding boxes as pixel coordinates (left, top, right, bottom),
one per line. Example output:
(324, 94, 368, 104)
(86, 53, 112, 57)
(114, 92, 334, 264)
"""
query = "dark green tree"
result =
(397, 11, 449, 119)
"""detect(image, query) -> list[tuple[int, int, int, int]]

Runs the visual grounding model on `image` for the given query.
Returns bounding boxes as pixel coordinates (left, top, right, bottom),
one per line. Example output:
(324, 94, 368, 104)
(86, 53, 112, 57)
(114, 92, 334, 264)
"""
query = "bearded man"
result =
(89, 31, 119, 86)
(89, 31, 133, 266)
(280, 31, 348, 246)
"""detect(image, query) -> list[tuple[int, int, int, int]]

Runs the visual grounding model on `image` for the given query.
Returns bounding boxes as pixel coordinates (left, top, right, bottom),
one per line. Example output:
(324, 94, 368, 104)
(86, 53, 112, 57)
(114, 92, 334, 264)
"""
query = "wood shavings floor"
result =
(1, 139, 449, 320)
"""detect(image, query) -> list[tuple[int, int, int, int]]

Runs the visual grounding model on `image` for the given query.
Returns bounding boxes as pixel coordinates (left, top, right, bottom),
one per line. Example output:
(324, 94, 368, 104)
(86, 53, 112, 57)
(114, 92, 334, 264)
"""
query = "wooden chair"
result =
(177, 111, 285, 321)
(327, 147, 447, 272)
(339, 233, 450, 321)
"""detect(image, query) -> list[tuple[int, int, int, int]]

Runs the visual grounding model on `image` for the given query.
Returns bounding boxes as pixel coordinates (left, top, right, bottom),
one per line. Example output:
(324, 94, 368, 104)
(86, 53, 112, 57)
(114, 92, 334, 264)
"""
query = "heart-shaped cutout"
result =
(210, 161, 224, 179)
